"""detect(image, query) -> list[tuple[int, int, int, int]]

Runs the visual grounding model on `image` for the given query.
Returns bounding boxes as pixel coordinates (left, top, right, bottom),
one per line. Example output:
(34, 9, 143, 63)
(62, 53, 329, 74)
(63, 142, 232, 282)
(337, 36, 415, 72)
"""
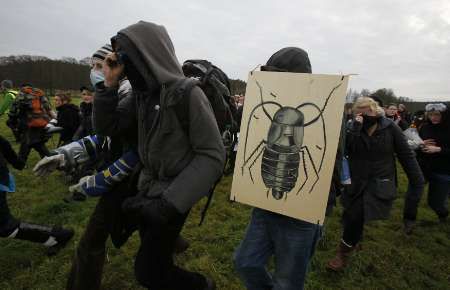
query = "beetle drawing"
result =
(241, 78, 343, 200)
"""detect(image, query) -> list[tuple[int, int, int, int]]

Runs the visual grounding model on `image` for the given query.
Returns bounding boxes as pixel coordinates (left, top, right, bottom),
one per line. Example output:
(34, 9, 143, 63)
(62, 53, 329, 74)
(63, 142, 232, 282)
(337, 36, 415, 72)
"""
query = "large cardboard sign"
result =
(231, 71, 349, 224)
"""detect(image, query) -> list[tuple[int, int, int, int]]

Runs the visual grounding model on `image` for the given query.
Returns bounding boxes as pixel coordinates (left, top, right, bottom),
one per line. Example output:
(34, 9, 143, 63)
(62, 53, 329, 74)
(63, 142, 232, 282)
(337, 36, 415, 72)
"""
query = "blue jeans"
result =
(234, 208, 321, 290)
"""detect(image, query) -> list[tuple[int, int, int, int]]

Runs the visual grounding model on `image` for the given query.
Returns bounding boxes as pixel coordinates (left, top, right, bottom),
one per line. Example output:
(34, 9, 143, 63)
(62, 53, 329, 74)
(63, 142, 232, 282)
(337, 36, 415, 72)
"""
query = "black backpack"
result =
(182, 59, 237, 135)
(166, 60, 236, 225)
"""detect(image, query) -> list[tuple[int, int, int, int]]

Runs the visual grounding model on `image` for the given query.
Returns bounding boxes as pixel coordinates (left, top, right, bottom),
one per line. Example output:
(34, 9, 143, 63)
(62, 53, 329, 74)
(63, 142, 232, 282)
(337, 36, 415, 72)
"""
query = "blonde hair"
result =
(353, 96, 384, 116)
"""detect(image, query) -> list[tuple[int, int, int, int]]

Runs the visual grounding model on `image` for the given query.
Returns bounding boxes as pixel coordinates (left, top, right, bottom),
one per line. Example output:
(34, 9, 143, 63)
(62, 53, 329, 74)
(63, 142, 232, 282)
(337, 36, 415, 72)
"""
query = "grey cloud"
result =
(0, 0, 449, 100)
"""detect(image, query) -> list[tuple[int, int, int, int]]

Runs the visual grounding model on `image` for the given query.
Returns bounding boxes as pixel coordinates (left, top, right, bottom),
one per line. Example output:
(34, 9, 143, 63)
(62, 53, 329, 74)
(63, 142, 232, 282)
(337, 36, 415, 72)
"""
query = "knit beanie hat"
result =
(92, 44, 113, 62)
(1, 80, 13, 89)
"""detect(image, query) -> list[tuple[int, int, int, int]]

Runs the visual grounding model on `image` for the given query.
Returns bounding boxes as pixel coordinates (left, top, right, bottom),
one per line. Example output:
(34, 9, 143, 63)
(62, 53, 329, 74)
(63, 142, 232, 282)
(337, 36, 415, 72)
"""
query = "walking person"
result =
(326, 96, 424, 271)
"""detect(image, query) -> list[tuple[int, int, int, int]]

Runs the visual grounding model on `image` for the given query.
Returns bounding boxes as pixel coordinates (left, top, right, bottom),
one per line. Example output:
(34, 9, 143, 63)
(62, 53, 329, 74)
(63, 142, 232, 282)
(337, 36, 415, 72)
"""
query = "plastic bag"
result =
(403, 127, 423, 150)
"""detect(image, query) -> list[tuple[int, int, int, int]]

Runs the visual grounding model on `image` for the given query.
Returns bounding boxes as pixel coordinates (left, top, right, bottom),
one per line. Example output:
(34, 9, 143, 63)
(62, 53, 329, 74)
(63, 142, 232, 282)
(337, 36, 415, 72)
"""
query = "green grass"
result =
(0, 114, 449, 290)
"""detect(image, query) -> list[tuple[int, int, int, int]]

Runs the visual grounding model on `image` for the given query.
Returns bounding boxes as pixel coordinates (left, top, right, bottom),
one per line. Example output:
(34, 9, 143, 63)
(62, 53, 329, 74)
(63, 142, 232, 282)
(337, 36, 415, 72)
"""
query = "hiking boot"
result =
(46, 226, 74, 256)
(204, 277, 216, 290)
(326, 240, 358, 271)
(174, 235, 190, 254)
(438, 215, 448, 224)
(403, 219, 416, 235)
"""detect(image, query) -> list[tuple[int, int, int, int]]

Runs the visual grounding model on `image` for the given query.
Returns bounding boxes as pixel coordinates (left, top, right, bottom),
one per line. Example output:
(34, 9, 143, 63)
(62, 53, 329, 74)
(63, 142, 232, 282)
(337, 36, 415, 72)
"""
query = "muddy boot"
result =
(173, 235, 190, 254)
(326, 240, 357, 271)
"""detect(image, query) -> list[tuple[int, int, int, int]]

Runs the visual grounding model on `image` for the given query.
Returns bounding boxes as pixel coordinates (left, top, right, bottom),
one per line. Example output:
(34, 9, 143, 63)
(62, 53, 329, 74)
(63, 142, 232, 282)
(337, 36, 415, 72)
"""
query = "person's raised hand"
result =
(355, 113, 364, 124)
(103, 53, 124, 88)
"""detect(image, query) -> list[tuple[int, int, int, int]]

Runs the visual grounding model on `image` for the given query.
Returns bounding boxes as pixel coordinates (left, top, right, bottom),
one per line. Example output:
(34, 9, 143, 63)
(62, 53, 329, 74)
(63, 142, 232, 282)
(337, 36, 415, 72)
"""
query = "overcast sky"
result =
(1, 0, 449, 101)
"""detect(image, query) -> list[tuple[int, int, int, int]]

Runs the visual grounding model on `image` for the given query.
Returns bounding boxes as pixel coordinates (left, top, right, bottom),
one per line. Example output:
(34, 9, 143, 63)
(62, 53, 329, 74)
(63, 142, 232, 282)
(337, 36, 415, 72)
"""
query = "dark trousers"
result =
(342, 195, 364, 246)
(66, 180, 139, 290)
(404, 173, 449, 221)
(18, 141, 50, 163)
(66, 196, 116, 290)
(427, 174, 450, 219)
(134, 213, 206, 290)
(0, 191, 20, 236)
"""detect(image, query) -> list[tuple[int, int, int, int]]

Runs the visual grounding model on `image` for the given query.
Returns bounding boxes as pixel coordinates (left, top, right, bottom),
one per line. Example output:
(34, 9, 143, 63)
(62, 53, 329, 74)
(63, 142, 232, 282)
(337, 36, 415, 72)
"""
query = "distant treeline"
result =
(0, 55, 247, 96)
(0, 55, 91, 93)
(347, 88, 449, 113)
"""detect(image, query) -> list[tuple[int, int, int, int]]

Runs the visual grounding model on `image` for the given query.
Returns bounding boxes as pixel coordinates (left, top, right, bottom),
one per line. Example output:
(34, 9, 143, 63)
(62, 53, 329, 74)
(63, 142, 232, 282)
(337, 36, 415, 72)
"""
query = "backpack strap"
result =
(171, 78, 201, 134)
(198, 175, 223, 226)
(168, 77, 222, 226)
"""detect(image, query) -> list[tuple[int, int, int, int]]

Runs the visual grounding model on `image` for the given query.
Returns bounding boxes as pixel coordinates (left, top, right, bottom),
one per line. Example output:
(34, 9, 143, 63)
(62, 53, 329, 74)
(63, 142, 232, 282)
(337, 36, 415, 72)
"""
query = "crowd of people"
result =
(0, 20, 449, 290)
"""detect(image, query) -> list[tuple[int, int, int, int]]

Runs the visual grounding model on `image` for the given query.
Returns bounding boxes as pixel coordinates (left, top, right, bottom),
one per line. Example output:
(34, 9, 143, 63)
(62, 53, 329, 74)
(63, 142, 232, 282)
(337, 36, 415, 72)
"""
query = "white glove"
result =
(33, 154, 66, 177)
(68, 175, 90, 195)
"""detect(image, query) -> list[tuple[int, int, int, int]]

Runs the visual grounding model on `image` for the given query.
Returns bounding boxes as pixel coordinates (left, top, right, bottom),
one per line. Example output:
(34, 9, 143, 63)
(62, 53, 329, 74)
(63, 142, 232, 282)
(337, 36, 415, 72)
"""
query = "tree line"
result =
(0, 55, 247, 96)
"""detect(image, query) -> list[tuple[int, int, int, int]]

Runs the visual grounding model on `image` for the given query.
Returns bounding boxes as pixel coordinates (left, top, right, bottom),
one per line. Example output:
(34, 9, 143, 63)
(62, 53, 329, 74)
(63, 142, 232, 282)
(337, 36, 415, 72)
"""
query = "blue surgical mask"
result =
(90, 69, 105, 88)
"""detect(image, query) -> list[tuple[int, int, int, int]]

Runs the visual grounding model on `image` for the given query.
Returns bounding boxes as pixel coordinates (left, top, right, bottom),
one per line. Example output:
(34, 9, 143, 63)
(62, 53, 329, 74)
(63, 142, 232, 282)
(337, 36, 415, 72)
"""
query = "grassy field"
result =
(0, 111, 449, 290)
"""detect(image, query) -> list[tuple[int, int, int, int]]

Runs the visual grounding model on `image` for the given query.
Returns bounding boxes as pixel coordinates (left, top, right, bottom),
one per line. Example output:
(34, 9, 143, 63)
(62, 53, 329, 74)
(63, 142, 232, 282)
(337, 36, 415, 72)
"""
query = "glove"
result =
(122, 196, 181, 227)
(68, 175, 90, 196)
(33, 154, 66, 177)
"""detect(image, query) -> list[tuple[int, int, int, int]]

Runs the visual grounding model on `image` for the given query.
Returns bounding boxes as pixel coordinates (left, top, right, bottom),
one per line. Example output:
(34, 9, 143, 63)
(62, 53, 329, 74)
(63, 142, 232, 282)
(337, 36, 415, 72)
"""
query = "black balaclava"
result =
(363, 115, 379, 129)
(111, 34, 156, 93)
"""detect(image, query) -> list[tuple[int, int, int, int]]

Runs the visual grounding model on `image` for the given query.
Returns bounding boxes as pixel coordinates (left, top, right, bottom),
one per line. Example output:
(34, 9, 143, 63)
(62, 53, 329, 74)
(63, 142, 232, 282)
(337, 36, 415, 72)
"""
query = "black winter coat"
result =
(0, 135, 25, 188)
(343, 117, 424, 221)
(73, 102, 93, 139)
(417, 121, 450, 177)
(56, 103, 80, 145)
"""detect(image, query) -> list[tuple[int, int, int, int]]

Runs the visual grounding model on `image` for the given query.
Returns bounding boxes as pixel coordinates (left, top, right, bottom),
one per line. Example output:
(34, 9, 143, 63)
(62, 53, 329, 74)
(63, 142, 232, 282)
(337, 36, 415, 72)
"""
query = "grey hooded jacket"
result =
(94, 21, 225, 213)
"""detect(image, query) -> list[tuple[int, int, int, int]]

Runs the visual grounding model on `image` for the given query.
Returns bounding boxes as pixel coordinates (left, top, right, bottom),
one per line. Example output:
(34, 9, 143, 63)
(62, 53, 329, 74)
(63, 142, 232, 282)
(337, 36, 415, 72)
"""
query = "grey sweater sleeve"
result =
(93, 82, 136, 137)
(163, 87, 226, 213)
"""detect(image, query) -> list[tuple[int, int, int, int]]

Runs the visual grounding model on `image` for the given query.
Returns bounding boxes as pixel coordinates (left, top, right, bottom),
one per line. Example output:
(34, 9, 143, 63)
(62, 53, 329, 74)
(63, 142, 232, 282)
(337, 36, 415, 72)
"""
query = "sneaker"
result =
(46, 226, 74, 256)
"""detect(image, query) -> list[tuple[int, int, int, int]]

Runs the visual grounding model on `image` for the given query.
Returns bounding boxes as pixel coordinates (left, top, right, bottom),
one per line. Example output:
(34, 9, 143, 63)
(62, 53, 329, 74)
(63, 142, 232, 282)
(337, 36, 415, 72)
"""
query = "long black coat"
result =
(56, 103, 80, 145)
(343, 117, 424, 221)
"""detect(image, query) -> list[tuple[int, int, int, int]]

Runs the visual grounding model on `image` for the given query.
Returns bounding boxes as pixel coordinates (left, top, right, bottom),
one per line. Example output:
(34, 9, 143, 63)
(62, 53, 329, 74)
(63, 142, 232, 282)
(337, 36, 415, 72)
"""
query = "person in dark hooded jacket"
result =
(326, 96, 424, 271)
(72, 87, 94, 140)
(403, 103, 450, 229)
(54, 94, 80, 146)
(96, 21, 225, 290)
(33, 43, 140, 290)
(0, 135, 74, 256)
(233, 47, 322, 290)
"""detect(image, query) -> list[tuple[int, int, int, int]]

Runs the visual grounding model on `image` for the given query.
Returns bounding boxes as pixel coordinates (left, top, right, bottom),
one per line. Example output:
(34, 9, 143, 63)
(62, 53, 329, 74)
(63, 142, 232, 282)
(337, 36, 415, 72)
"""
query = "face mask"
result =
(90, 69, 105, 88)
(363, 115, 378, 129)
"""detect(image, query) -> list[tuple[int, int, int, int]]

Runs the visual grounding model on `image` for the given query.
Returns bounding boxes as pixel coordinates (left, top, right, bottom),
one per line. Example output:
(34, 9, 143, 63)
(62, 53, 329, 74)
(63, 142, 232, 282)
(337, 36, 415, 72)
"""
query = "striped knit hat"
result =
(92, 44, 113, 62)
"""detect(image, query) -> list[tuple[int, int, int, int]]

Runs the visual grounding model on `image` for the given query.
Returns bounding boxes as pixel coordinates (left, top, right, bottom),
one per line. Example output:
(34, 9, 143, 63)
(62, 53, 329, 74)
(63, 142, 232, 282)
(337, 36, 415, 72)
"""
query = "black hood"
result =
(112, 21, 184, 92)
(261, 47, 312, 73)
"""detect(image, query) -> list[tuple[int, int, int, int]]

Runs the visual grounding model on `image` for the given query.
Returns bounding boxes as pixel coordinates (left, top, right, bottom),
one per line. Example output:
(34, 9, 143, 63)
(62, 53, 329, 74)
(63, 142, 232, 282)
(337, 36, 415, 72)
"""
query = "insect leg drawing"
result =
(241, 79, 343, 200)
